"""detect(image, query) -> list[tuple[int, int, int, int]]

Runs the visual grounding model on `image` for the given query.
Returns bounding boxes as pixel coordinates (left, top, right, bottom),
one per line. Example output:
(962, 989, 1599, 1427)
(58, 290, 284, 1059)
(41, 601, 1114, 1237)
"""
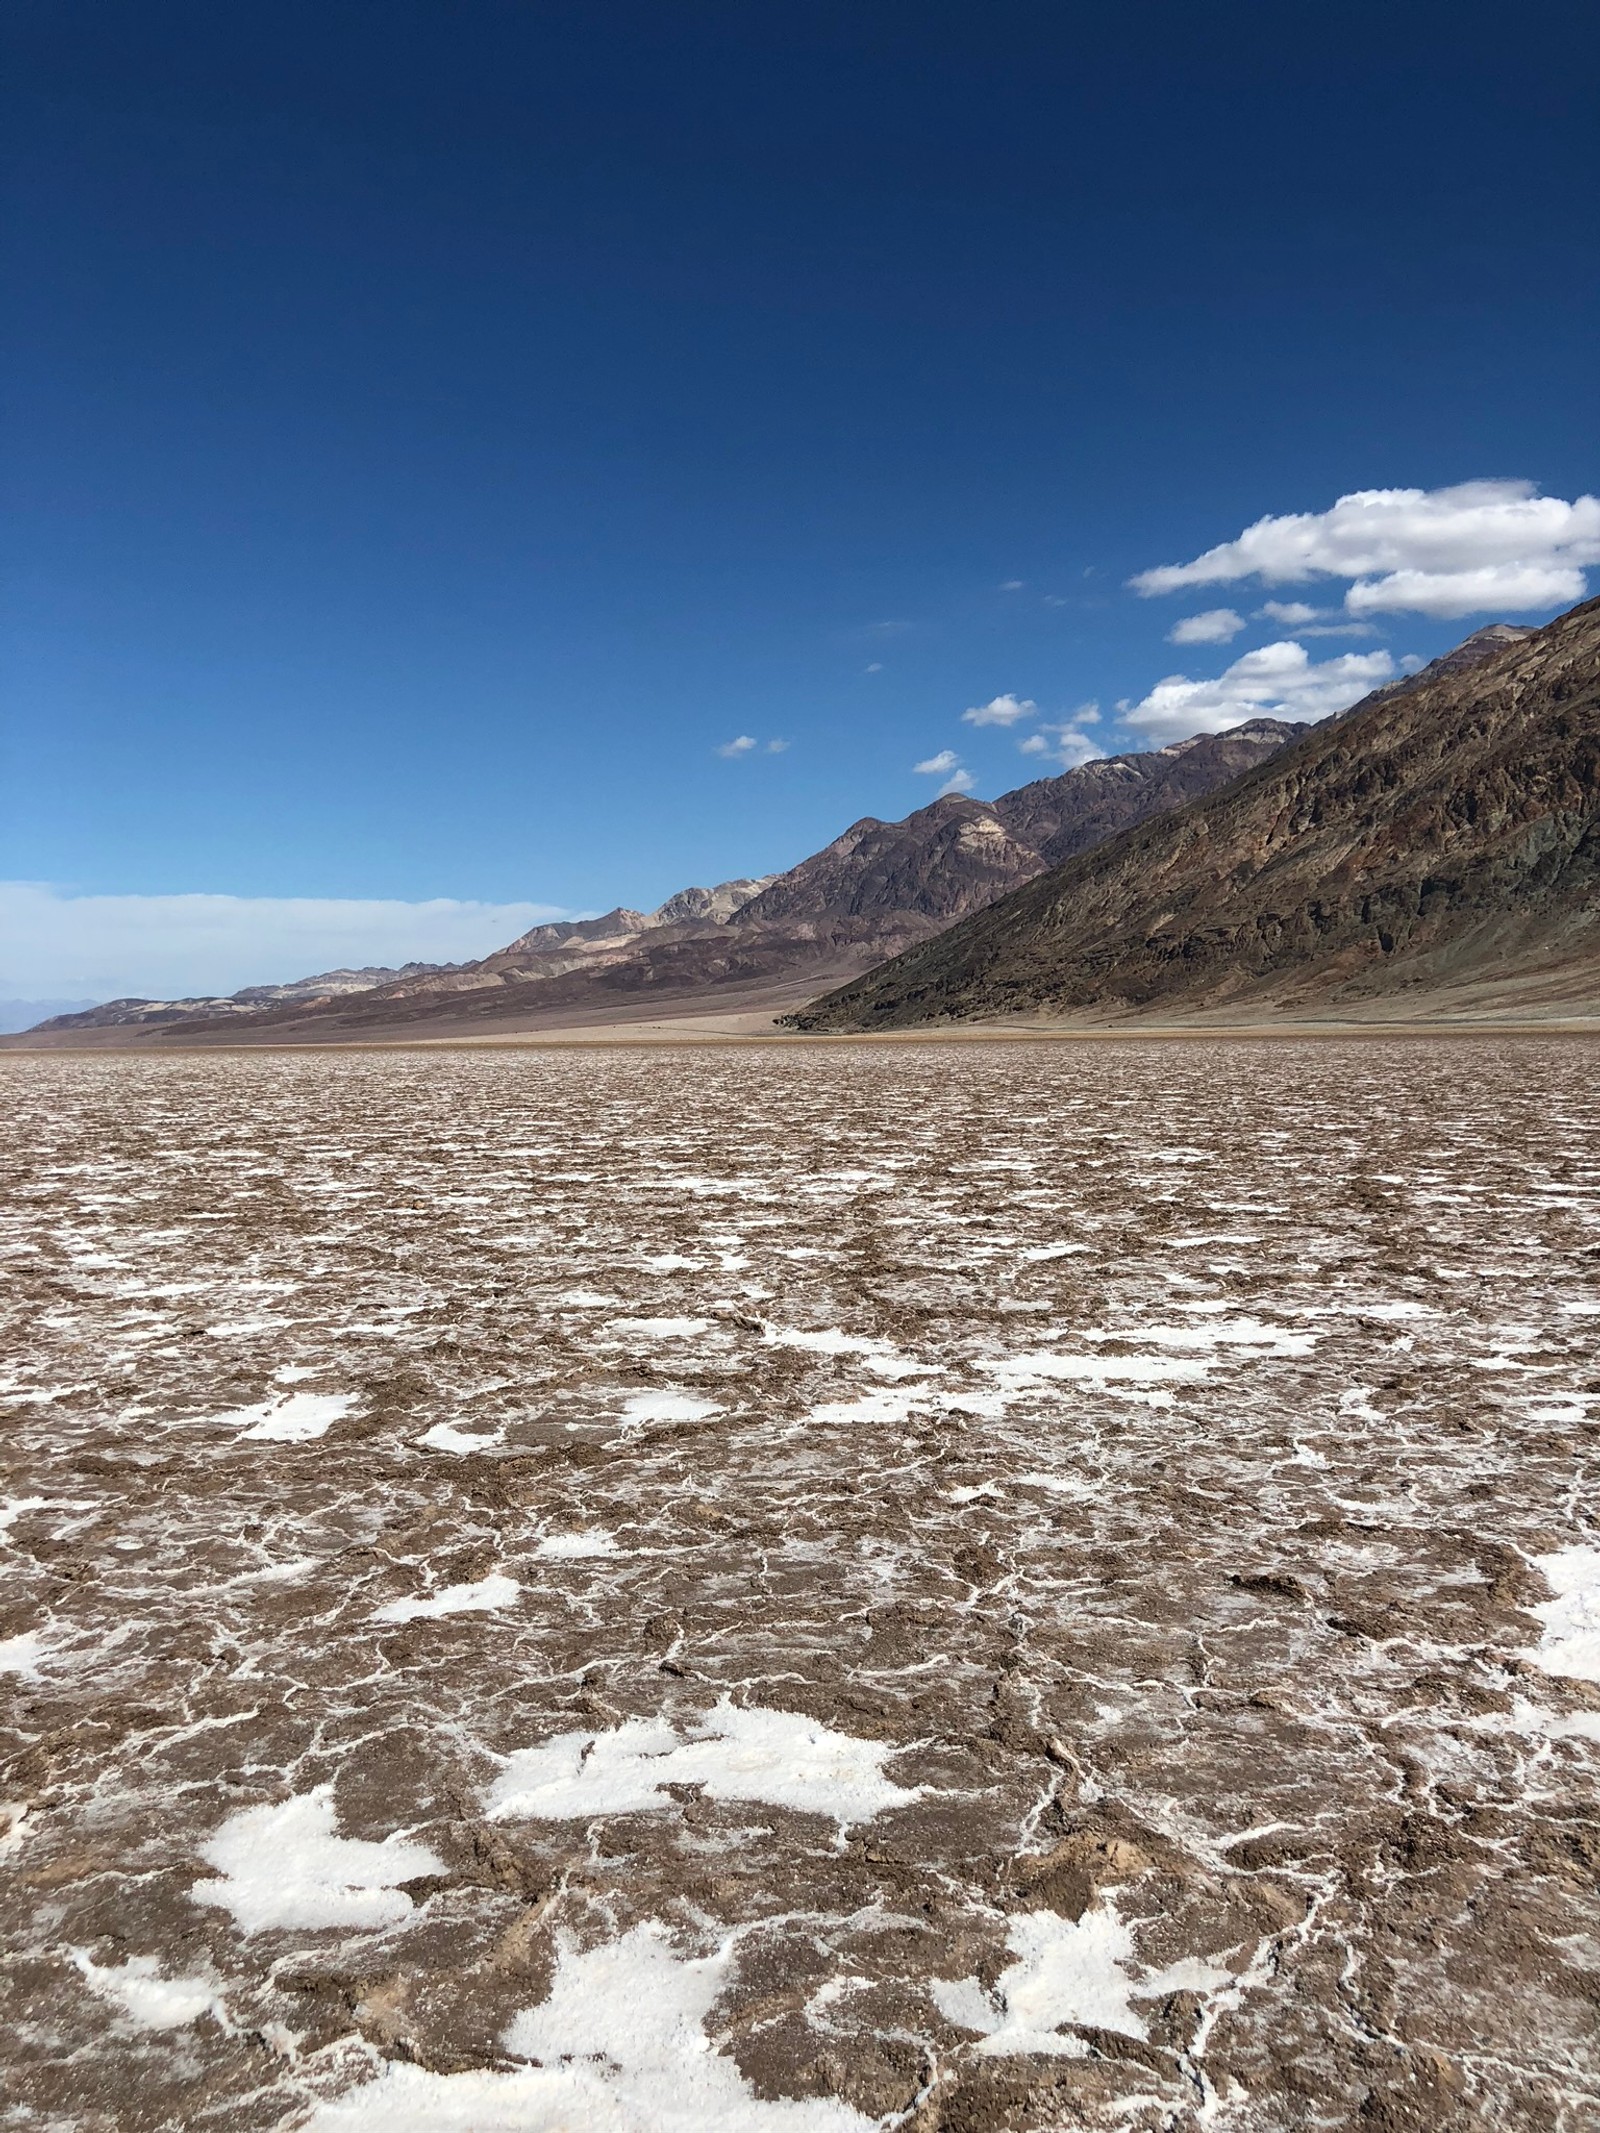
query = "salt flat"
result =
(1, 1040, 1598, 2131)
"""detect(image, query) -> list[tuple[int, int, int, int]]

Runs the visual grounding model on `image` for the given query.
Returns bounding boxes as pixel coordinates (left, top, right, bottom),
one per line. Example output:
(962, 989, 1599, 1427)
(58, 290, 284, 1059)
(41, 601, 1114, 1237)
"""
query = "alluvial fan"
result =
(1, 1040, 1598, 2132)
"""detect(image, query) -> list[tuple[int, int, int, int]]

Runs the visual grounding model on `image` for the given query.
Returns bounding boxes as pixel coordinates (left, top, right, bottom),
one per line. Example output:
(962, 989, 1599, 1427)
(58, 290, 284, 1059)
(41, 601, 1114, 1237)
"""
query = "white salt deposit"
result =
(932, 1903, 1232, 2057)
(488, 1697, 919, 1829)
(981, 1353, 1210, 1390)
(764, 1326, 895, 1358)
(808, 1389, 926, 1425)
(1079, 1317, 1314, 1358)
(619, 1391, 722, 1428)
(0, 1630, 44, 1678)
(534, 1531, 621, 1559)
(608, 1317, 713, 1337)
(1524, 1549, 1600, 1682)
(1019, 1243, 1091, 1262)
(217, 1392, 357, 1443)
(70, 1949, 227, 2032)
(372, 1572, 519, 1624)
(556, 1289, 620, 1307)
(191, 1786, 444, 1934)
(297, 1922, 876, 2131)
(417, 1422, 504, 1455)
(0, 1495, 92, 1540)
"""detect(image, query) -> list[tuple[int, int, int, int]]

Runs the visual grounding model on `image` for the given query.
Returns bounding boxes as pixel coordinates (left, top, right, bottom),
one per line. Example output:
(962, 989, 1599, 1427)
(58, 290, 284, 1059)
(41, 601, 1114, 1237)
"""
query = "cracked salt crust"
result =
(299, 1923, 876, 2131)
(488, 1698, 920, 1829)
(191, 1787, 444, 1934)
(1524, 1548, 1600, 1682)
(372, 1571, 519, 1623)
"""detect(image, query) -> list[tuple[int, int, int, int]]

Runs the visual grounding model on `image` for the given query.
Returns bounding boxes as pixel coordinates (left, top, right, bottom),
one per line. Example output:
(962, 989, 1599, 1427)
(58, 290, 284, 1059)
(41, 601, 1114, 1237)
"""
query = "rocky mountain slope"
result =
(24, 725, 1303, 1043)
(790, 598, 1600, 1030)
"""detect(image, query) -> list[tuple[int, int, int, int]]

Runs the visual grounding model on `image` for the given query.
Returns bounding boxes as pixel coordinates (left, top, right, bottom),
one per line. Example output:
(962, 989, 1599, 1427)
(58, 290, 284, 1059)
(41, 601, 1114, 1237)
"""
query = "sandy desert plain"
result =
(3, 1035, 1599, 2133)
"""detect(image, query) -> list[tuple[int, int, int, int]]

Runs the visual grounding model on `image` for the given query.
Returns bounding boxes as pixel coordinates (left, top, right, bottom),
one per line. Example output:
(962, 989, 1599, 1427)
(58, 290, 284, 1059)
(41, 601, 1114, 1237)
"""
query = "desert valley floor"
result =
(2, 1040, 1599, 2133)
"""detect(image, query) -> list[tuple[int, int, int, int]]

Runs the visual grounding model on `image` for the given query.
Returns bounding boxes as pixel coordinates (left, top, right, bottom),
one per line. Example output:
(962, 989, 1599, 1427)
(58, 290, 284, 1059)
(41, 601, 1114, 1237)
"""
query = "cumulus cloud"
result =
(1257, 600, 1322, 626)
(1017, 718, 1105, 771)
(1131, 480, 1600, 618)
(1120, 641, 1395, 744)
(0, 883, 575, 1006)
(1344, 562, 1587, 618)
(999, 579, 1026, 591)
(1167, 608, 1244, 646)
(912, 750, 976, 796)
(961, 693, 1038, 728)
(764, 738, 789, 753)
(715, 735, 758, 757)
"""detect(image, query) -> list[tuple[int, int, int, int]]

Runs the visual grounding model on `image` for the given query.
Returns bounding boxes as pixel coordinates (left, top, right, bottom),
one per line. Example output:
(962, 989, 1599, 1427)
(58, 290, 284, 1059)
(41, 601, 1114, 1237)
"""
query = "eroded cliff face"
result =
(792, 597, 1600, 1030)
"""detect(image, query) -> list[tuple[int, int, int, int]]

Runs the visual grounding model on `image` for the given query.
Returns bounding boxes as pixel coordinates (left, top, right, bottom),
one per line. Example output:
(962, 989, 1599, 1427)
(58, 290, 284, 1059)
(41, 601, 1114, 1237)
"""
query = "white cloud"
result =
(715, 735, 758, 757)
(0, 882, 572, 1004)
(999, 579, 1026, 591)
(961, 693, 1038, 728)
(912, 750, 978, 796)
(864, 662, 883, 672)
(1257, 599, 1322, 626)
(1120, 641, 1395, 744)
(1017, 721, 1105, 771)
(1131, 480, 1600, 618)
(765, 738, 789, 754)
(1167, 608, 1244, 645)
(1344, 561, 1586, 618)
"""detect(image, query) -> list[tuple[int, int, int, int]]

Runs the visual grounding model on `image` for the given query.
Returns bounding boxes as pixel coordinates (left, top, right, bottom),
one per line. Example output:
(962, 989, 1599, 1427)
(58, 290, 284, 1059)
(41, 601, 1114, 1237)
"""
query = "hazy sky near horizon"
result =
(4, 0, 1598, 997)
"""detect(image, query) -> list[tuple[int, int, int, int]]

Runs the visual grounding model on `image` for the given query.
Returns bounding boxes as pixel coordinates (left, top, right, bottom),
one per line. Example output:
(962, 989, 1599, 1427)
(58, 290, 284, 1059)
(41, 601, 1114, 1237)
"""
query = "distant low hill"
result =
(32, 963, 462, 1033)
(20, 723, 1303, 1044)
(788, 600, 1600, 1031)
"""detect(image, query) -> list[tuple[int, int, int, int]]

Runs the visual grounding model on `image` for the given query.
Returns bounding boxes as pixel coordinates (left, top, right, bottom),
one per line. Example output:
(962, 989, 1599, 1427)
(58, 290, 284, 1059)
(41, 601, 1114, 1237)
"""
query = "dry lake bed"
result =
(2, 1039, 1599, 2133)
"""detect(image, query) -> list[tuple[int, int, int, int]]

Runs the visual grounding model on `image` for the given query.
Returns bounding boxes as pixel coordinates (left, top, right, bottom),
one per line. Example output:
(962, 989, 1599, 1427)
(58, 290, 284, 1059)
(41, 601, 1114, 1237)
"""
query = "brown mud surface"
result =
(2, 1041, 1598, 2130)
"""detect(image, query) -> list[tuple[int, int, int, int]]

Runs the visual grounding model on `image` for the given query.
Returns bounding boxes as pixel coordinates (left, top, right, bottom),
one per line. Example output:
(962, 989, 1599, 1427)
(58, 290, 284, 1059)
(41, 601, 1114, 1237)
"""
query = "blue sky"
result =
(4, 0, 1598, 998)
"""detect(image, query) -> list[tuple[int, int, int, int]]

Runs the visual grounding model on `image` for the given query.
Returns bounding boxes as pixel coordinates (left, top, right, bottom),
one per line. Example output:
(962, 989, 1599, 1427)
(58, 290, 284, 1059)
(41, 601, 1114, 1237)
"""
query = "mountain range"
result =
(791, 603, 1599, 1030)
(20, 606, 1596, 1045)
(26, 722, 1301, 1042)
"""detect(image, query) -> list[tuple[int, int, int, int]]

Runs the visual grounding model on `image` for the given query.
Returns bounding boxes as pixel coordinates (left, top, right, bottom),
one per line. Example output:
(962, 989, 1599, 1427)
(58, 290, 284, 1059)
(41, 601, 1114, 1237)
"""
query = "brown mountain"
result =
(789, 597, 1600, 1032)
(18, 724, 1304, 1046)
